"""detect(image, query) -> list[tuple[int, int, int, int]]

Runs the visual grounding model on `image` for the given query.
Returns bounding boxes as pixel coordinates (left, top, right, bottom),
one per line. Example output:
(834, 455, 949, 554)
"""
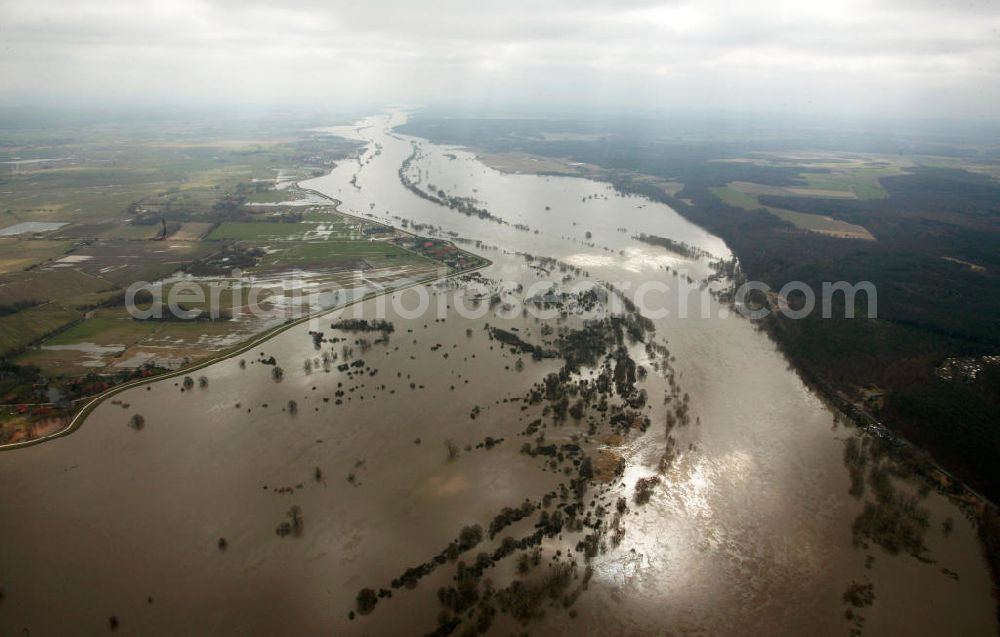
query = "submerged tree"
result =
(275, 505, 305, 538)
(633, 476, 660, 505)
(356, 588, 378, 615)
(288, 505, 304, 536)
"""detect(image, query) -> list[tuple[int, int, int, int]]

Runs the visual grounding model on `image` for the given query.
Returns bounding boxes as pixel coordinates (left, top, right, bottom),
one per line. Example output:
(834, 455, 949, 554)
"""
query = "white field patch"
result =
(0, 222, 68, 236)
(41, 342, 125, 367)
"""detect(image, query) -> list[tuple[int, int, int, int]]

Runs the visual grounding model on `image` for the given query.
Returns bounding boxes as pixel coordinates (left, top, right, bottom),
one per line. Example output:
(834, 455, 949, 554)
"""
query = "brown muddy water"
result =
(0, 113, 994, 636)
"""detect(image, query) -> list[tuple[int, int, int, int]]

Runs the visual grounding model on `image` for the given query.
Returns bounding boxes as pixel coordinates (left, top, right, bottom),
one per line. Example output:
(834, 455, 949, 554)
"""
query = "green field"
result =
(206, 222, 312, 240)
(711, 186, 874, 239)
(245, 189, 305, 204)
(301, 209, 349, 222)
(43, 315, 137, 345)
(801, 169, 890, 200)
(0, 268, 114, 307)
(0, 239, 70, 274)
(711, 186, 758, 210)
(207, 217, 358, 241)
(256, 239, 427, 266)
(0, 304, 81, 354)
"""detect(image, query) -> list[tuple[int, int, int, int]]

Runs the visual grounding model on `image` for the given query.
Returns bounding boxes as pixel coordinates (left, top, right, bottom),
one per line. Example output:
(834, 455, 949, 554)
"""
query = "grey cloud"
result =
(0, 0, 997, 118)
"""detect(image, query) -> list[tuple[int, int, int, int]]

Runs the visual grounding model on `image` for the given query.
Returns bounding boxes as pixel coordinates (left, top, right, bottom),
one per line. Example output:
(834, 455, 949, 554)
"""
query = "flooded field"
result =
(0, 113, 994, 636)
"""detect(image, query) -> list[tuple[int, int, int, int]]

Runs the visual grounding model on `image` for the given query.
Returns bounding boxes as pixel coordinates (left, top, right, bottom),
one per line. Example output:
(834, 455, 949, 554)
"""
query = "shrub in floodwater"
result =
(128, 414, 146, 430)
(275, 505, 304, 538)
(851, 495, 930, 556)
(356, 588, 378, 615)
(495, 562, 574, 624)
(842, 582, 875, 607)
(634, 476, 660, 505)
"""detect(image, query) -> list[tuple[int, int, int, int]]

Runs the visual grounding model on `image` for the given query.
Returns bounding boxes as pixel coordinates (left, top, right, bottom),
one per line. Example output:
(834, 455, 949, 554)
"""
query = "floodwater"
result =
(0, 112, 994, 636)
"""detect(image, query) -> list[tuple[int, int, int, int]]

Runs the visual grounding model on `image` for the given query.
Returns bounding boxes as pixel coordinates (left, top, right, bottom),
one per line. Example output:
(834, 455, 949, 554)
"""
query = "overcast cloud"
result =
(1, 0, 998, 119)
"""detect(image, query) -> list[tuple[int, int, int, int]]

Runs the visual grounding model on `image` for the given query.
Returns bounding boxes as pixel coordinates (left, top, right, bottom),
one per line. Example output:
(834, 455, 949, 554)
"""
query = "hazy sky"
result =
(1, 0, 998, 120)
